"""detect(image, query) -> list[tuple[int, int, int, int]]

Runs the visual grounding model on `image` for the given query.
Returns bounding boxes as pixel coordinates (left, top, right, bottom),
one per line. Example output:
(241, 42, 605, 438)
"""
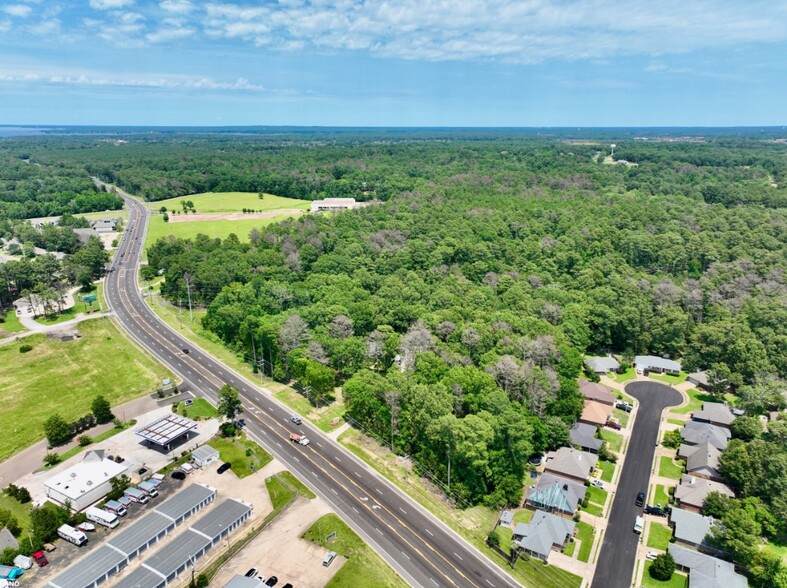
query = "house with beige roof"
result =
(544, 447, 598, 483)
(674, 475, 734, 512)
(578, 380, 616, 405)
(579, 400, 613, 427)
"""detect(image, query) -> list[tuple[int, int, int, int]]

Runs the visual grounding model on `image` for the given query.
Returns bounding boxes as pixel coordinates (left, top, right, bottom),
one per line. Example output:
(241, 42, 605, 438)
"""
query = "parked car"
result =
(646, 551, 658, 560)
(290, 416, 302, 425)
(245, 568, 258, 578)
(77, 522, 96, 532)
(590, 479, 604, 489)
(32, 551, 48, 567)
(634, 516, 644, 534)
(645, 505, 669, 517)
(323, 551, 337, 567)
(171, 470, 187, 480)
(636, 492, 646, 507)
(605, 420, 622, 430)
(266, 576, 278, 586)
(217, 462, 232, 474)
(615, 401, 633, 412)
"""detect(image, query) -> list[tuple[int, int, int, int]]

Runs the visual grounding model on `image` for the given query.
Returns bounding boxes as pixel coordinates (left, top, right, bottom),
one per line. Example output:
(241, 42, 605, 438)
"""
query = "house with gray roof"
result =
(674, 475, 734, 513)
(0, 527, 18, 551)
(513, 510, 575, 560)
(584, 356, 620, 374)
(634, 355, 681, 374)
(544, 447, 598, 483)
(578, 380, 616, 405)
(681, 421, 731, 450)
(570, 422, 603, 453)
(525, 473, 587, 516)
(692, 403, 736, 429)
(668, 545, 747, 588)
(669, 508, 717, 550)
(678, 443, 723, 482)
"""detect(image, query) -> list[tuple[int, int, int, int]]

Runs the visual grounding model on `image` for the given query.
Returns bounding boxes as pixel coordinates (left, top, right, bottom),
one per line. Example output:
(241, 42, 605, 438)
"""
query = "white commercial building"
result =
(44, 453, 128, 511)
(191, 445, 220, 467)
(310, 197, 358, 213)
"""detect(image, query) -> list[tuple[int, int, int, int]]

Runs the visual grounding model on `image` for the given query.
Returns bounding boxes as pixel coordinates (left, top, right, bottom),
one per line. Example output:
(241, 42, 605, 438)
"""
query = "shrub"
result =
(78, 435, 93, 447)
(43, 453, 61, 467)
(487, 529, 501, 548)
(220, 422, 237, 437)
(5, 485, 32, 505)
(650, 553, 675, 581)
(19, 344, 33, 353)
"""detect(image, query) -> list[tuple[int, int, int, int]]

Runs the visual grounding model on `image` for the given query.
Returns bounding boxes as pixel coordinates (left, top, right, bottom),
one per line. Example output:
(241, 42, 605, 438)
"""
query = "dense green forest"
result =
(2, 133, 786, 520)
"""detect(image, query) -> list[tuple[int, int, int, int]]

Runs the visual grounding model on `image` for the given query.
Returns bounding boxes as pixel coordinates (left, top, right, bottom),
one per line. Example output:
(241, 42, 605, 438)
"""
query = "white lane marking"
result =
(311, 471, 318, 477)
(335, 456, 341, 462)
(402, 551, 411, 561)
(375, 527, 383, 535)
(425, 529, 434, 536)
(453, 552, 463, 561)
(352, 507, 359, 514)
(485, 579, 495, 587)
(316, 442, 323, 448)
(399, 507, 407, 515)
(292, 456, 300, 463)
(375, 488, 383, 495)
(331, 488, 338, 495)
(430, 579, 439, 586)
(354, 471, 361, 478)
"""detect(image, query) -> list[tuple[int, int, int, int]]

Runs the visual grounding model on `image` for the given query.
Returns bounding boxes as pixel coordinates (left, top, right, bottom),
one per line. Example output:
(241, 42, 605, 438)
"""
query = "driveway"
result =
(592, 381, 682, 588)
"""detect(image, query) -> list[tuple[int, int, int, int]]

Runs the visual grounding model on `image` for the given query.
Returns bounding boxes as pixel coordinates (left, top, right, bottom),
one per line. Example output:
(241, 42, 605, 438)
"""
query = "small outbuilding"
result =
(191, 445, 220, 468)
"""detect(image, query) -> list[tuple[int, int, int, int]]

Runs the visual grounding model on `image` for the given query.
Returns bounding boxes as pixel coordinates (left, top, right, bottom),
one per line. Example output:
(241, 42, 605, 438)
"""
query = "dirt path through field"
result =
(168, 209, 306, 222)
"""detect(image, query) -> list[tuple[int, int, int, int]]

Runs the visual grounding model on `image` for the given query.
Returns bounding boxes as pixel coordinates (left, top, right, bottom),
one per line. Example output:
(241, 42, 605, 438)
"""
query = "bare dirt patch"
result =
(168, 209, 307, 223)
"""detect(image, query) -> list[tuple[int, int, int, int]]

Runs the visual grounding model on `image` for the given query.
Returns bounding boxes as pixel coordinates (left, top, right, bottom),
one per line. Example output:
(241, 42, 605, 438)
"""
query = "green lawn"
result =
(563, 540, 576, 557)
(575, 521, 595, 563)
(599, 460, 616, 483)
(177, 397, 218, 420)
(651, 484, 671, 507)
(667, 418, 686, 426)
(514, 556, 583, 588)
(647, 523, 673, 550)
(273, 385, 346, 433)
(0, 318, 171, 461)
(642, 562, 688, 588)
(33, 305, 79, 326)
(302, 514, 408, 588)
(671, 388, 716, 414)
(513, 509, 535, 525)
(147, 191, 311, 214)
(611, 367, 637, 383)
(599, 429, 624, 453)
(56, 425, 127, 463)
(497, 526, 514, 553)
(265, 470, 316, 511)
(0, 493, 33, 538)
(658, 456, 685, 480)
(208, 434, 272, 478)
(612, 408, 630, 428)
(762, 539, 787, 562)
(586, 486, 608, 508)
(649, 371, 689, 385)
(582, 502, 604, 517)
(145, 215, 298, 250)
(0, 309, 26, 334)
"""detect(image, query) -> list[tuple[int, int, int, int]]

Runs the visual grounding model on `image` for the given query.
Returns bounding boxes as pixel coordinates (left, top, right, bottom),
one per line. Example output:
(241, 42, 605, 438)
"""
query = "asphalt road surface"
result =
(592, 381, 682, 588)
(102, 186, 519, 588)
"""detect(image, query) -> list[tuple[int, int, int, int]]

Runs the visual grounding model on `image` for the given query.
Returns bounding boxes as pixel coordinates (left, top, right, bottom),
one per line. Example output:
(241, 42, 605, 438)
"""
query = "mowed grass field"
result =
(143, 192, 311, 250)
(0, 318, 171, 461)
(147, 191, 311, 214)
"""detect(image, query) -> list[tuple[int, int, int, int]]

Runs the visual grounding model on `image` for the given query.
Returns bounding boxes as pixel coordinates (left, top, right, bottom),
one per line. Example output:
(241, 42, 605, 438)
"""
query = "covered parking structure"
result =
(135, 414, 198, 450)
(46, 484, 217, 588)
(114, 499, 252, 587)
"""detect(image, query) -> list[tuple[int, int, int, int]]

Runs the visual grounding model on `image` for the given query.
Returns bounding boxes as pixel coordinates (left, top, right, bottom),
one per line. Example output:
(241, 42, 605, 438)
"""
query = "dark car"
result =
(182, 348, 190, 354)
(282, 584, 293, 588)
(217, 462, 232, 474)
(615, 401, 633, 412)
(171, 470, 186, 480)
(636, 492, 646, 507)
(645, 505, 669, 517)
(138, 467, 148, 476)
(245, 568, 258, 578)
(605, 420, 622, 430)
(266, 576, 278, 587)
(290, 416, 302, 426)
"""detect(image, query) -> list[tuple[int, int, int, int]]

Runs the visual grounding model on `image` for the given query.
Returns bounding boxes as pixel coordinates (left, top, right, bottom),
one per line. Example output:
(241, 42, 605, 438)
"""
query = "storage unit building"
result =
(47, 545, 127, 588)
(153, 483, 216, 525)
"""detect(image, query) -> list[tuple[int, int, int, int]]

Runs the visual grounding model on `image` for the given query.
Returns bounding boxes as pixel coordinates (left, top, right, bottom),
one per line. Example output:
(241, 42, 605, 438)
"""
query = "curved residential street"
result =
(592, 381, 682, 588)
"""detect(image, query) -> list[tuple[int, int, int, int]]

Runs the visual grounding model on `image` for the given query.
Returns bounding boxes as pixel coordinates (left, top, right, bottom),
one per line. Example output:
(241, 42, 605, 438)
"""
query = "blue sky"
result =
(1, 0, 786, 126)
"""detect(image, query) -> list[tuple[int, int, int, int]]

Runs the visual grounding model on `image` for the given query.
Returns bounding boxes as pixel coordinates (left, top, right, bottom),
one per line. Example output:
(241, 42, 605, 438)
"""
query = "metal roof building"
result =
(154, 483, 216, 525)
(115, 498, 252, 587)
(46, 485, 217, 588)
(47, 545, 128, 588)
(135, 414, 198, 448)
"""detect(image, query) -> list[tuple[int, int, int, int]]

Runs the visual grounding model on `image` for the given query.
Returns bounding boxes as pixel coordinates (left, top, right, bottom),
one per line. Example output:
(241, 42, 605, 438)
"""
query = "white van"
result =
(634, 516, 644, 534)
(86, 506, 119, 529)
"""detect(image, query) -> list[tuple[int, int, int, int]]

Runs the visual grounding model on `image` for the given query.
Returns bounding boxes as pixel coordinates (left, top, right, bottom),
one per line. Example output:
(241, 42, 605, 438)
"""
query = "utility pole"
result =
(184, 272, 193, 323)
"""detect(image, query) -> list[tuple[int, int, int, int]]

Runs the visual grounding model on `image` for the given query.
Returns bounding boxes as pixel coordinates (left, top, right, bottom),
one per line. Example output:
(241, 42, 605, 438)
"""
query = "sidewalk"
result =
(0, 394, 160, 488)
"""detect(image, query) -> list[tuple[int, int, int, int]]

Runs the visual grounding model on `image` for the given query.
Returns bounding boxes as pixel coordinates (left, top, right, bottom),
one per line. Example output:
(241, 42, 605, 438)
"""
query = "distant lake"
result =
(0, 127, 50, 137)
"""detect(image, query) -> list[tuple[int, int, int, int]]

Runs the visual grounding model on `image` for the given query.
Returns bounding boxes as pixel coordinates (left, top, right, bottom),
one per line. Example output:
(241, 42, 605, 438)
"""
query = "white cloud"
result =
(198, 0, 787, 63)
(89, 0, 135, 10)
(0, 65, 264, 91)
(147, 25, 194, 43)
(160, 0, 193, 14)
(2, 5, 32, 17)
